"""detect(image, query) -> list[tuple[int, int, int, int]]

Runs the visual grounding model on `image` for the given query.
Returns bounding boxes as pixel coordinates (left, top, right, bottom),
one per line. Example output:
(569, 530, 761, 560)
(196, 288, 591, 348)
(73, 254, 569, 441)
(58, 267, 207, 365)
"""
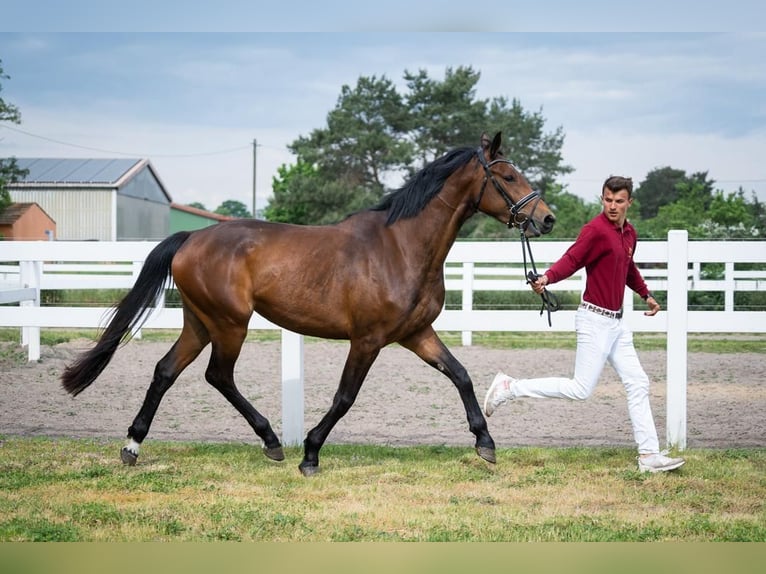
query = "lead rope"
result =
(520, 228, 560, 327)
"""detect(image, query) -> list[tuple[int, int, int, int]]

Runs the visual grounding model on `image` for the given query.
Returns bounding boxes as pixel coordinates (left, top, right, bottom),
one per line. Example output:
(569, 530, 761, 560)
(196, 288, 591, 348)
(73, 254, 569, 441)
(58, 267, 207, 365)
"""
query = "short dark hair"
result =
(603, 175, 633, 197)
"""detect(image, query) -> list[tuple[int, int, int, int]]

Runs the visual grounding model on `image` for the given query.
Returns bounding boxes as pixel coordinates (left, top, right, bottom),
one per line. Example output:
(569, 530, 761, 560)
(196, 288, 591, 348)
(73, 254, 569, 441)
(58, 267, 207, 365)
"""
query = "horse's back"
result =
(169, 217, 392, 338)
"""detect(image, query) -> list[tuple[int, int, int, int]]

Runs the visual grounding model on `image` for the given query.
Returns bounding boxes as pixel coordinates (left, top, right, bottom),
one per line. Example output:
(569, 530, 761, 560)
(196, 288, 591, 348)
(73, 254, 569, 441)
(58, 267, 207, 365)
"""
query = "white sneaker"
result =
(483, 371, 516, 417)
(638, 451, 686, 473)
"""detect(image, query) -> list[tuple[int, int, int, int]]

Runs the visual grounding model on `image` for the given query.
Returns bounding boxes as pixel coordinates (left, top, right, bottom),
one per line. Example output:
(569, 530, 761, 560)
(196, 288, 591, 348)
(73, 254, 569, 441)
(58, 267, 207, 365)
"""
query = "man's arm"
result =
(543, 224, 601, 285)
(642, 291, 660, 316)
(628, 258, 660, 316)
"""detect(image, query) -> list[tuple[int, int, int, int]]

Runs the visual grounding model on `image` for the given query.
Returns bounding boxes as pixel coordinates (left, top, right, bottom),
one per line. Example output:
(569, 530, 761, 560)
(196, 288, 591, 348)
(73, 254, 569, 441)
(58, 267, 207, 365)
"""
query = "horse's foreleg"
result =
(400, 327, 496, 464)
(300, 342, 380, 476)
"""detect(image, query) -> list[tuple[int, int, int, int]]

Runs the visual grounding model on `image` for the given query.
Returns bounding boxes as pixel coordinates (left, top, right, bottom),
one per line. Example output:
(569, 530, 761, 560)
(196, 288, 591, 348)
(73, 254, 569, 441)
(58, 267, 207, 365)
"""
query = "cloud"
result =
(562, 129, 766, 200)
(1, 32, 764, 211)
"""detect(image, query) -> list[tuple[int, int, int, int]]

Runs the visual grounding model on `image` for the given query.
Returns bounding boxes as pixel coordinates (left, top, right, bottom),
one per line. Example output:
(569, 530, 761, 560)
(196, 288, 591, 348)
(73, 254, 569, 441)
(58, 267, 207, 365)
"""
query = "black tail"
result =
(61, 231, 192, 396)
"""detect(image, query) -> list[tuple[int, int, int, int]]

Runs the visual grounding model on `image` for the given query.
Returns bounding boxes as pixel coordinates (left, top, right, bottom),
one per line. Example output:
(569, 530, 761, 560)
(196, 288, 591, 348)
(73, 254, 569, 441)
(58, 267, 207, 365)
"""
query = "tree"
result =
(639, 179, 759, 240)
(633, 166, 685, 220)
(0, 59, 28, 212)
(215, 200, 251, 218)
(267, 66, 573, 230)
(264, 160, 371, 225)
(699, 188, 760, 238)
(404, 67, 573, 191)
(537, 184, 601, 240)
(264, 162, 313, 223)
(290, 75, 414, 197)
(404, 66, 487, 165)
(186, 201, 207, 211)
(747, 193, 766, 237)
(634, 167, 715, 220)
(485, 97, 572, 195)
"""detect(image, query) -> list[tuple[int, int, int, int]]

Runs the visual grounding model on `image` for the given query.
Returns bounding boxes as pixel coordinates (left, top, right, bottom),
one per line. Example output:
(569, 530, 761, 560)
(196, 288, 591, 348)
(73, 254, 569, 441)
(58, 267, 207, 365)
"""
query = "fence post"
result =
(724, 261, 735, 312)
(281, 329, 304, 446)
(19, 260, 41, 362)
(666, 230, 688, 450)
(462, 262, 474, 346)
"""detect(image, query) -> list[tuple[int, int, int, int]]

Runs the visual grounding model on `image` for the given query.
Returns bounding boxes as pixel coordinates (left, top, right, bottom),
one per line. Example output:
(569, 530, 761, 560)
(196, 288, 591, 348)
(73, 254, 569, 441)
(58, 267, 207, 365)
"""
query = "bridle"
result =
(474, 147, 541, 232)
(475, 147, 560, 326)
(521, 234, 561, 327)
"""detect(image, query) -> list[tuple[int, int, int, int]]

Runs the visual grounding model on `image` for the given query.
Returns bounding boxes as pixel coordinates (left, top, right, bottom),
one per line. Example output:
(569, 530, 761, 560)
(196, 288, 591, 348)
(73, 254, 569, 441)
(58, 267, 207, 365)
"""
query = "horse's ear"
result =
(490, 132, 502, 159)
(480, 132, 491, 150)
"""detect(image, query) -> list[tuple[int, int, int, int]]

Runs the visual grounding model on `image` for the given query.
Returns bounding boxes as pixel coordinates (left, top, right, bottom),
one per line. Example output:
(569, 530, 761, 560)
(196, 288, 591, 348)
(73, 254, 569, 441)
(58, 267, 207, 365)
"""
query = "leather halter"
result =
(474, 147, 541, 231)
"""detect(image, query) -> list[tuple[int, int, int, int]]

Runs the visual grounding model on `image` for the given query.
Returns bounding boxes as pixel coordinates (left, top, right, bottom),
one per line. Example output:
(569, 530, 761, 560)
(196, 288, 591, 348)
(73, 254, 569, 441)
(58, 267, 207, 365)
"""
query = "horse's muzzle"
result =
(523, 214, 556, 237)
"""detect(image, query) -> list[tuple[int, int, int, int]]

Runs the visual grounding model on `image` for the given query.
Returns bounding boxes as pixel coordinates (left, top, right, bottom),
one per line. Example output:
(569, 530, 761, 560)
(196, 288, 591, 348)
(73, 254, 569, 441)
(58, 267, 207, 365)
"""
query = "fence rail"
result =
(2, 232, 765, 450)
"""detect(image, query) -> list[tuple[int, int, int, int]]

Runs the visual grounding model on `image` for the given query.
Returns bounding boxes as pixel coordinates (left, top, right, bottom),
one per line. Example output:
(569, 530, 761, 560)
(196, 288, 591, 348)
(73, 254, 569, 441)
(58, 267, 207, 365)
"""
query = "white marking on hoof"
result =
(125, 438, 141, 456)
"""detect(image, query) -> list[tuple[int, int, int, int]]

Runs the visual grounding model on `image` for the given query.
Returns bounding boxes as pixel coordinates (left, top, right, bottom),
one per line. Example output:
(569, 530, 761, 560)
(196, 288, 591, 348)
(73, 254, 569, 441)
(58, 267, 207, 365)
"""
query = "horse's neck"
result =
(394, 197, 471, 270)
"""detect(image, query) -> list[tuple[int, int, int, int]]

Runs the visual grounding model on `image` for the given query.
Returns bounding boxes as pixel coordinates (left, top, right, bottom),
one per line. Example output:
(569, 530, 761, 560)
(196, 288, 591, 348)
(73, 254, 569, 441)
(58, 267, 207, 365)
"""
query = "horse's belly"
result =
(252, 301, 350, 340)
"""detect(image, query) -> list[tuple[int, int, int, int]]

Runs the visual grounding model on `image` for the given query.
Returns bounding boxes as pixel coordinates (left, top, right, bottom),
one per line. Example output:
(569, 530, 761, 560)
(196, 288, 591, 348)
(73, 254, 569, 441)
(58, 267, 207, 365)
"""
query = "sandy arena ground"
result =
(1, 339, 764, 450)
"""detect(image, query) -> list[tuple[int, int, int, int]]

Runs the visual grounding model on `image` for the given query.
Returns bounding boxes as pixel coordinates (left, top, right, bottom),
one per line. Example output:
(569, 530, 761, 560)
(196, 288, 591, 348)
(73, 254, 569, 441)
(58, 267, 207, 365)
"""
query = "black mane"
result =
(371, 146, 476, 225)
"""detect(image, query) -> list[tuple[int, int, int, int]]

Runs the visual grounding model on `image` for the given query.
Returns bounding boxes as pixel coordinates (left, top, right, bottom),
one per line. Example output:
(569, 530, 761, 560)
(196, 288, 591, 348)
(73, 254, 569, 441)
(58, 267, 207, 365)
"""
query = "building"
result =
(0, 202, 56, 240)
(170, 202, 233, 233)
(8, 158, 171, 240)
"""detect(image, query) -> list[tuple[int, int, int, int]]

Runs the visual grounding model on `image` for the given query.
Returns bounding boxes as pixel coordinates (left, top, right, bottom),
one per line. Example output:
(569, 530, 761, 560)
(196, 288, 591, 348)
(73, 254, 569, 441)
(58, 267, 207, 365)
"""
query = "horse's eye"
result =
(504, 175, 515, 182)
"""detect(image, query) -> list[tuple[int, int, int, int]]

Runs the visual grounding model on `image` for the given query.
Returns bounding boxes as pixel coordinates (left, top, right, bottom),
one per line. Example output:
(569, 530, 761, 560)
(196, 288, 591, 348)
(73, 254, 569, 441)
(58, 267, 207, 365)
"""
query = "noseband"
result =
(474, 147, 541, 231)
(474, 148, 560, 325)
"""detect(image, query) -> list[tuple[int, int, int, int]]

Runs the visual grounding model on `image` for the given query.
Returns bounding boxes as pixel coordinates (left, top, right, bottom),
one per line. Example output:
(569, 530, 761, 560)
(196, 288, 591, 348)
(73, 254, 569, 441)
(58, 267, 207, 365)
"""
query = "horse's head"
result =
(473, 132, 556, 237)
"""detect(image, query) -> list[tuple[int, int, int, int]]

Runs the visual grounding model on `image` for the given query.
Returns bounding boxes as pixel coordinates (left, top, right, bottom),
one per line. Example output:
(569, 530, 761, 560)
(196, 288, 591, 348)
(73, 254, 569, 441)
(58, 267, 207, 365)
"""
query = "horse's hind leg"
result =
(122, 311, 209, 465)
(400, 327, 496, 464)
(204, 327, 284, 462)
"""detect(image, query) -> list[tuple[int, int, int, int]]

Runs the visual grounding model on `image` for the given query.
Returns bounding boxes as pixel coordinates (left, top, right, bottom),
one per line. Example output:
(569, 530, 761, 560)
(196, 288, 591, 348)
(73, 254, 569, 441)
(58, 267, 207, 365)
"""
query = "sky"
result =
(1, 5, 764, 215)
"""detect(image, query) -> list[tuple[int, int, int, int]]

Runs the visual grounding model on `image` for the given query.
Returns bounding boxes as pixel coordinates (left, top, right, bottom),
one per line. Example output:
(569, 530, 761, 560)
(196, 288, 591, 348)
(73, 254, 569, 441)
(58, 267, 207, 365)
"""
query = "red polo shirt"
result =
(544, 212, 650, 312)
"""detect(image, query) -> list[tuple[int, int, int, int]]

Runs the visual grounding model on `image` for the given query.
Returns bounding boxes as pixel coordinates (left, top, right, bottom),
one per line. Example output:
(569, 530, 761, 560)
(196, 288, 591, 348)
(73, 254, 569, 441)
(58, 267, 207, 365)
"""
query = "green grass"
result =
(0, 328, 763, 353)
(0, 328, 282, 347)
(0, 437, 764, 542)
(1, 328, 763, 543)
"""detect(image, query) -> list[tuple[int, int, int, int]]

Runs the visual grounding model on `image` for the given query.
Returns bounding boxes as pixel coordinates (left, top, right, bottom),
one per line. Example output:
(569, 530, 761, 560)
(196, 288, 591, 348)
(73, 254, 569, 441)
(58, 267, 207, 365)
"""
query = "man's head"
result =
(602, 175, 633, 198)
(601, 175, 633, 227)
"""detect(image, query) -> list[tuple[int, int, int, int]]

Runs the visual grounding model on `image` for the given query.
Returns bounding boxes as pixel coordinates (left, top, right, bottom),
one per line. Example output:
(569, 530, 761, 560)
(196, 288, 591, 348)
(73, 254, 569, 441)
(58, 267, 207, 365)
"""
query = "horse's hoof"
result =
(476, 446, 496, 464)
(120, 447, 138, 466)
(299, 462, 320, 477)
(263, 446, 285, 461)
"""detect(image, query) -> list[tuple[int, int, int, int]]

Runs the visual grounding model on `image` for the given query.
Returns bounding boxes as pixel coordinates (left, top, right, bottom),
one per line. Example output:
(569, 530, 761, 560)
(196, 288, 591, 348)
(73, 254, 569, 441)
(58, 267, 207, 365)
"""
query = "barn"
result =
(169, 202, 234, 233)
(8, 158, 171, 241)
(0, 202, 56, 240)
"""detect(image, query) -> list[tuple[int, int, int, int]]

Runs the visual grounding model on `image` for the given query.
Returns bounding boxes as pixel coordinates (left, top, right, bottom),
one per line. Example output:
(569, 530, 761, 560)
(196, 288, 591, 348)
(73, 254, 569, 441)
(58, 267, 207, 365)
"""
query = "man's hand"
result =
(531, 274, 549, 295)
(644, 295, 660, 317)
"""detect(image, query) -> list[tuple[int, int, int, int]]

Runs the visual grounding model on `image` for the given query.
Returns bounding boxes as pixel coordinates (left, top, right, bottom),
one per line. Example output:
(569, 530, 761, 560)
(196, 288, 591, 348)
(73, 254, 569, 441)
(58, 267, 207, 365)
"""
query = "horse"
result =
(60, 131, 556, 476)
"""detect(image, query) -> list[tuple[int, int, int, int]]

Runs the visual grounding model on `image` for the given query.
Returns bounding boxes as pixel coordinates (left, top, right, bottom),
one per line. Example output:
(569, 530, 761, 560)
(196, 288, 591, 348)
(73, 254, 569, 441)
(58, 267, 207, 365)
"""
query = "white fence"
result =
(1, 231, 765, 450)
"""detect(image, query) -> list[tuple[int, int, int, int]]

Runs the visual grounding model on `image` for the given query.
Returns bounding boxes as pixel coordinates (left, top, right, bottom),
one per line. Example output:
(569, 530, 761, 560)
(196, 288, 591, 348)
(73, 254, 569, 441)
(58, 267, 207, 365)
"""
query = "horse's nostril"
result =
(543, 214, 556, 232)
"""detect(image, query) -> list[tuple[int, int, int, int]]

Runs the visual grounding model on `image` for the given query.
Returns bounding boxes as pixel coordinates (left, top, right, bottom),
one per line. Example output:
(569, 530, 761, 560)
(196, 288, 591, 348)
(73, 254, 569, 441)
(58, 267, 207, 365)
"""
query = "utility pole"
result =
(252, 138, 258, 219)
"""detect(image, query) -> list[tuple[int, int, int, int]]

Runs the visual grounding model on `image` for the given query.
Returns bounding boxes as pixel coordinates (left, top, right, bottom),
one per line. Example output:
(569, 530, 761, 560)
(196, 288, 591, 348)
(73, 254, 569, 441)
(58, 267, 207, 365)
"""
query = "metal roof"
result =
(14, 158, 143, 185)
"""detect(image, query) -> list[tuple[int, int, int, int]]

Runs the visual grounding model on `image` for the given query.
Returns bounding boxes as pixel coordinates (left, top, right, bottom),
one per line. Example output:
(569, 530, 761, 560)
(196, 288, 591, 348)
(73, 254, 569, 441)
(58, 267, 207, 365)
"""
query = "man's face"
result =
(601, 188, 632, 226)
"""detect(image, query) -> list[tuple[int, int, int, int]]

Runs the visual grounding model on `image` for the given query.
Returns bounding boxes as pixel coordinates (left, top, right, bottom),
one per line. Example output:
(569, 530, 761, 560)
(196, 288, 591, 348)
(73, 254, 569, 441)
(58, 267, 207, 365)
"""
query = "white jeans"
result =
(511, 307, 660, 454)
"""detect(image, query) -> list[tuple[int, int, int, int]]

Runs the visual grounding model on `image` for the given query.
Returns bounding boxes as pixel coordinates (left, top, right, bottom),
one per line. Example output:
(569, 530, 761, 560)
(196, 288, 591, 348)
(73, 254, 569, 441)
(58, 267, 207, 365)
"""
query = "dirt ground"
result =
(1, 339, 764, 450)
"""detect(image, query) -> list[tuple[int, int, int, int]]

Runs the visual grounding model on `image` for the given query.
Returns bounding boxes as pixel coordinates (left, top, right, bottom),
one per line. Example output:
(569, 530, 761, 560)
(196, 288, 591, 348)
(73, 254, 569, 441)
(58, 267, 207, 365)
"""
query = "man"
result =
(483, 175, 685, 473)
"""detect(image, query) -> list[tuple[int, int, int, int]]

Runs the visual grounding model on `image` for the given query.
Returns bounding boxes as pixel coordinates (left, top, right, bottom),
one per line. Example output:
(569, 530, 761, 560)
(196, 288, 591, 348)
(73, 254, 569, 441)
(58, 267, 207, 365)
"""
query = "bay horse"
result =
(61, 132, 556, 476)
